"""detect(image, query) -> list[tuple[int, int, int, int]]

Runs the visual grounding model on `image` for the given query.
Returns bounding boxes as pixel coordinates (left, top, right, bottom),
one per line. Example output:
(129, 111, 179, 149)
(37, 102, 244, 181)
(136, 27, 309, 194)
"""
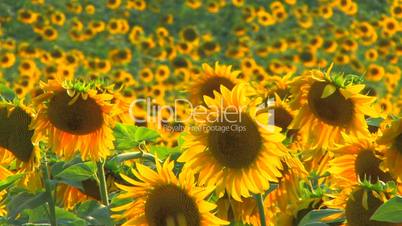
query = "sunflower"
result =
(257, 94, 296, 136)
(325, 182, 399, 226)
(377, 118, 402, 181)
(188, 62, 241, 105)
(328, 135, 394, 190)
(0, 52, 16, 68)
(289, 65, 378, 150)
(0, 189, 6, 217)
(0, 100, 42, 191)
(112, 159, 228, 226)
(263, 73, 294, 100)
(0, 100, 39, 171)
(57, 179, 101, 210)
(216, 155, 306, 226)
(178, 84, 287, 201)
(31, 79, 117, 161)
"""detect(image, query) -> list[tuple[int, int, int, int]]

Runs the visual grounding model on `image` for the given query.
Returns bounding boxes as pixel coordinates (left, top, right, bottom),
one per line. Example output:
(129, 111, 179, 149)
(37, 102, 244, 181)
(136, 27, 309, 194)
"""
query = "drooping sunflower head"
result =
(329, 134, 394, 189)
(31, 79, 116, 161)
(378, 118, 402, 181)
(326, 181, 398, 226)
(178, 84, 287, 201)
(112, 159, 228, 226)
(188, 62, 241, 105)
(289, 64, 378, 150)
(57, 179, 102, 210)
(263, 164, 323, 226)
(0, 99, 39, 170)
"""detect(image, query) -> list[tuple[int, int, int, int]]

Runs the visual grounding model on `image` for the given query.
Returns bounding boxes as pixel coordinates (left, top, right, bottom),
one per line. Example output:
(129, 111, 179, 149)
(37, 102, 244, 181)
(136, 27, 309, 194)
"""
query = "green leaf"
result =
(55, 162, 96, 182)
(0, 84, 15, 101)
(113, 123, 160, 150)
(321, 84, 336, 99)
(75, 200, 113, 226)
(371, 196, 402, 223)
(150, 145, 181, 160)
(0, 173, 23, 191)
(298, 209, 344, 226)
(26, 205, 52, 224)
(8, 191, 48, 219)
(55, 207, 87, 226)
(366, 117, 384, 127)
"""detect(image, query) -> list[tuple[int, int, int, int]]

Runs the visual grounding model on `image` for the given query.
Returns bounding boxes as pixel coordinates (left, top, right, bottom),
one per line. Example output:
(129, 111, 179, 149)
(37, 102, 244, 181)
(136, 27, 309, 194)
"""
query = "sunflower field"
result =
(0, 0, 401, 225)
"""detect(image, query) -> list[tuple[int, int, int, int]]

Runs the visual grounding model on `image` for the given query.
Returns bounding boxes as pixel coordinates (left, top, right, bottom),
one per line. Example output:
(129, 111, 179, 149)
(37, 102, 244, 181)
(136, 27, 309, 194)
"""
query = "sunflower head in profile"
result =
(377, 118, 402, 181)
(112, 159, 228, 226)
(0, 99, 40, 171)
(31, 79, 117, 161)
(178, 83, 288, 201)
(57, 179, 101, 210)
(289, 64, 378, 150)
(328, 134, 394, 190)
(325, 181, 398, 226)
(188, 62, 241, 105)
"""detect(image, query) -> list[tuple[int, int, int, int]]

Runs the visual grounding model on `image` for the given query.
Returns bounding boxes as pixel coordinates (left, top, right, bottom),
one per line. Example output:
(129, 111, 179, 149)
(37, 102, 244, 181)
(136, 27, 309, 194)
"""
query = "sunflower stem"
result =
(96, 161, 110, 207)
(42, 158, 57, 226)
(256, 193, 267, 226)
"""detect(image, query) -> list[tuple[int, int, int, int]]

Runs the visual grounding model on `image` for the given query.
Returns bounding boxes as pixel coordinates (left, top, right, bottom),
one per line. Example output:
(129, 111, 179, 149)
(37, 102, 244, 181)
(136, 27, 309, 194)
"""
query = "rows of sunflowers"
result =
(0, 0, 401, 225)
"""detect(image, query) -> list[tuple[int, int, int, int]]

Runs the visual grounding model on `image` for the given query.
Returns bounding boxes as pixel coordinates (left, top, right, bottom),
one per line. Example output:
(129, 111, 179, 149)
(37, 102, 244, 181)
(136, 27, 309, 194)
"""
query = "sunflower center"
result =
(208, 112, 263, 169)
(345, 189, 392, 226)
(48, 91, 104, 135)
(393, 132, 402, 154)
(271, 106, 293, 132)
(199, 77, 235, 100)
(145, 184, 200, 226)
(308, 82, 354, 127)
(0, 107, 34, 162)
(354, 150, 393, 183)
(81, 179, 101, 200)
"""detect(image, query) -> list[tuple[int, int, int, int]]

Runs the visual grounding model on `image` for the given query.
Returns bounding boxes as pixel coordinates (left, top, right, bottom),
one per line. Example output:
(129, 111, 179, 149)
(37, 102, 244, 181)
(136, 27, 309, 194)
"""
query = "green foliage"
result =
(75, 200, 113, 226)
(297, 209, 344, 226)
(113, 123, 160, 150)
(371, 196, 402, 223)
(0, 173, 23, 191)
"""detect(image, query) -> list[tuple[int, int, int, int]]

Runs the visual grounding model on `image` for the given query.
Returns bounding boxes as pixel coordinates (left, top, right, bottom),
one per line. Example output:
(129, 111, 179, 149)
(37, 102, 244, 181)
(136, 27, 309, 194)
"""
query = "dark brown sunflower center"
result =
(270, 106, 293, 132)
(308, 82, 354, 127)
(393, 132, 402, 154)
(145, 184, 200, 226)
(0, 107, 34, 162)
(48, 91, 104, 135)
(345, 189, 393, 226)
(354, 150, 393, 183)
(208, 112, 263, 169)
(81, 179, 101, 200)
(199, 77, 235, 100)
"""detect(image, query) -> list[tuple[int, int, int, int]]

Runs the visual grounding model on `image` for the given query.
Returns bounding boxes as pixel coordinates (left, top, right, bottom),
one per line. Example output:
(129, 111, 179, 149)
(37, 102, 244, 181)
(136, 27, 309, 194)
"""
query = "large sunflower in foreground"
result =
(178, 84, 288, 201)
(378, 118, 402, 181)
(328, 134, 394, 189)
(112, 159, 228, 226)
(188, 62, 241, 105)
(289, 65, 378, 150)
(31, 79, 116, 161)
